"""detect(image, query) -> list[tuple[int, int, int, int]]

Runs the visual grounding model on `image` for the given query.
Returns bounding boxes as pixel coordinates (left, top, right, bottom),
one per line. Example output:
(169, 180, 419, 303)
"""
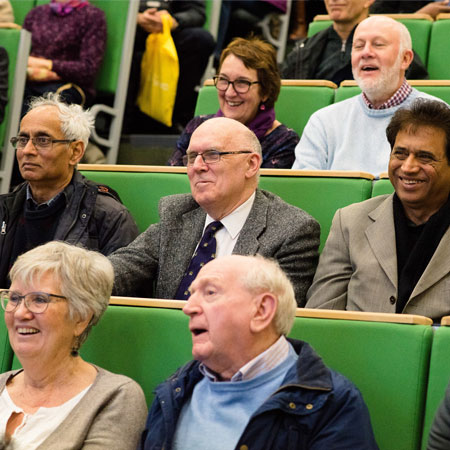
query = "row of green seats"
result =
(80, 167, 388, 251)
(195, 79, 450, 139)
(308, 14, 450, 79)
(4, 300, 446, 450)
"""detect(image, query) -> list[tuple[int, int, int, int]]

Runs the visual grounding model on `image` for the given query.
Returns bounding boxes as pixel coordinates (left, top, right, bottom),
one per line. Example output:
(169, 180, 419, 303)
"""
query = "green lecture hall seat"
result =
(427, 16, 450, 79)
(289, 313, 433, 450)
(0, 316, 13, 373)
(421, 322, 450, 449)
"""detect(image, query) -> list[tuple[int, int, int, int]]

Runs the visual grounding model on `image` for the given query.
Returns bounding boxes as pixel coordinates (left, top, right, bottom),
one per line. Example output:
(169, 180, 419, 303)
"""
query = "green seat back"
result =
(194, 83, 336, 137)
(308, 18, 430, 65)
(334, 84, 361, 102)
(0, 28, 22, 147)
(194, 85, 218, 116)
(10, 0, 35, 25)
(372, 179, 394, 197)
(0, 317, 13, 373)
(90, 0, 130, 93)
(289, 318, 433, 450)
(397, 18, 431, 65)
(307, 20, 331, 37)
(428, 19, 450, 79)
(81, 305, 192, 405)
(81, 170, 191, 232)
(421, 326, 450, 449)
(258, 175, 372, 251)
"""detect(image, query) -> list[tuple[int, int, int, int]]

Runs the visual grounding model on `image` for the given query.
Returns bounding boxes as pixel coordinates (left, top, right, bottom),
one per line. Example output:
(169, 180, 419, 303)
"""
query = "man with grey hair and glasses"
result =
(292, 15, 443, 176)
(0, 93, 138, 288)
(139, 254, 378, 449)
(109, 117, 320, 305)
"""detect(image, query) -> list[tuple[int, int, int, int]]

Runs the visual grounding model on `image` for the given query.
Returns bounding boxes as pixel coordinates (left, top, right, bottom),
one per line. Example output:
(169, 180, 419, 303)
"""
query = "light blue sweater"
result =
(172, 348, 298, 450)
(292, 89, 442, 176)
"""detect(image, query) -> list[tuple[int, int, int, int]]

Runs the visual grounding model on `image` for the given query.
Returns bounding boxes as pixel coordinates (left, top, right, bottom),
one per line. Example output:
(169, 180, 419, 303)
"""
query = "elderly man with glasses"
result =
(109, 117, 320, 305)
(0, 93, 138, 288)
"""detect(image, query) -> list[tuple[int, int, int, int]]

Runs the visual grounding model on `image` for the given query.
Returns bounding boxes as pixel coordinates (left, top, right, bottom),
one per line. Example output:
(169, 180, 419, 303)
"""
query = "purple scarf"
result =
(50, 0, 88, 16)
(215, 107, 275, 140)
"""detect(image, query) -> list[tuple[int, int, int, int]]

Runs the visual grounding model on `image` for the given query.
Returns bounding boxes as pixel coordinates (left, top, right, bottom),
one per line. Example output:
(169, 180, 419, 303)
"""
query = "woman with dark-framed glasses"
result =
(0, 241, 147, 449)
(168, 36, 299, 169)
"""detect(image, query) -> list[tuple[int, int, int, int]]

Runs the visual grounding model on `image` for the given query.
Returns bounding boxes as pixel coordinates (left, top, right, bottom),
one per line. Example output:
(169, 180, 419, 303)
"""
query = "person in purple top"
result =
(22, 0, 106, 108)
(168, 36, 299, 169)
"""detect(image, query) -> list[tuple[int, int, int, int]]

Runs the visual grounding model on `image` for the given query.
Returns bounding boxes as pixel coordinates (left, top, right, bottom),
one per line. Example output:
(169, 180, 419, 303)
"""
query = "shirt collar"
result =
(199, 335, 291, 382)
(204, 192, 256, 240)
(362, 79, 412, 110)
(26, 185, 64, 210)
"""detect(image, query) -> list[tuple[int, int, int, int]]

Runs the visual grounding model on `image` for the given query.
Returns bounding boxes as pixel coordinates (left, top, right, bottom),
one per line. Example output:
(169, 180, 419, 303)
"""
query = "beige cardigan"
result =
(0, 366, 148, 449)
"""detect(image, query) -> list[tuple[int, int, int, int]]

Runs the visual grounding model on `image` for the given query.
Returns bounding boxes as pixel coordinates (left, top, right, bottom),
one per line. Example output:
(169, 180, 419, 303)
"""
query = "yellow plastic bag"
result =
(137, 14, 179, 127)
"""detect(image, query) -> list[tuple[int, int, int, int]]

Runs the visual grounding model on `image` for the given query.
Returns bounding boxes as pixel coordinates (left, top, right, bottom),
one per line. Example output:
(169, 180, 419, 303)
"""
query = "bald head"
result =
(186, 117, 262, 220)
(192, 117, 262, 157)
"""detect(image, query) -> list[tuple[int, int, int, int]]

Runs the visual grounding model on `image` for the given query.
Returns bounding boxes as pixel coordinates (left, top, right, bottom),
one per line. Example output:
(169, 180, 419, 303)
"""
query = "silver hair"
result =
(396, 19, 412, 54)
(27, 93, 94, 148)
(9, 241, 114, 347)
(239, 255, 297, 335)
(244, 126, 262, 158)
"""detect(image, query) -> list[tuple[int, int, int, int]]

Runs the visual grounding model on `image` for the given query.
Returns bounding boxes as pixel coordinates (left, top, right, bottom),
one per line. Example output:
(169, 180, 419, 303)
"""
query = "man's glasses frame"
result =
(183, 150, 252, 166)
(10, 136, 75, 150)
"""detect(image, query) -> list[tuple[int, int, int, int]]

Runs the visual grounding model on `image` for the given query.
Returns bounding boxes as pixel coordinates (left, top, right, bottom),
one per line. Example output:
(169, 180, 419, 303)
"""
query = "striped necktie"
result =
(174, 221, 223, 300)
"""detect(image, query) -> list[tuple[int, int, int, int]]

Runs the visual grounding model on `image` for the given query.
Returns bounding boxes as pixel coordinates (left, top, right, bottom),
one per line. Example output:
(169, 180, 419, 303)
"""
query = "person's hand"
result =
(27, 67, 61, 82)
(28, 56, 52, 70)
(137, 8, 178, 33)
(417, 1, 450, 19)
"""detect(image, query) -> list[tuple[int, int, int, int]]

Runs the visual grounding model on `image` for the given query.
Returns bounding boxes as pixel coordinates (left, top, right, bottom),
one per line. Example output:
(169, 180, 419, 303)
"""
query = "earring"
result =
(260, 103, 266, 111)
(71, 336, 80, 357)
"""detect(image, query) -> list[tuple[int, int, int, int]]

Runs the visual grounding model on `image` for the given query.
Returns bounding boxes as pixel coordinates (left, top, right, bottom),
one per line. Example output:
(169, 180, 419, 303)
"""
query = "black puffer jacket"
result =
(0, 170, 139, 287)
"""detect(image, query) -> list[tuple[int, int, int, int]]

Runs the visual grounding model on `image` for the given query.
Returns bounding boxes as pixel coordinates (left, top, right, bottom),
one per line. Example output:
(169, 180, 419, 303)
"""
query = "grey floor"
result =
(117, 134, 180, 166)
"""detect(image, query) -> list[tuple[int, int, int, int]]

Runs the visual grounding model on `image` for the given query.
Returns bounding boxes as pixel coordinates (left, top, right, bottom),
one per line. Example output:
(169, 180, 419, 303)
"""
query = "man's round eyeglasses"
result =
(10, 136, 75, 150)
(213, 76, 259, 94)
(183, 150, 252, 166)
(0, 290, 67, 314)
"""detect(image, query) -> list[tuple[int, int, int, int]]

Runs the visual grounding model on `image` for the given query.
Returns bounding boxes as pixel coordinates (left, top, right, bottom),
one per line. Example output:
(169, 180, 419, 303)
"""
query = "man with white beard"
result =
(292, 16, 443, 176)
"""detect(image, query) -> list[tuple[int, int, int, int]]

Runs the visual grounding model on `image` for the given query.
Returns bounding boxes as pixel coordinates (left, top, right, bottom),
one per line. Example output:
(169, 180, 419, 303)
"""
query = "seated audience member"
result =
(124, 0, 215, 132)
(139, 254, 378, 450)
(371, 0, 450, 19)
(0, 94, 138, 288)
(22, 0, 106, 109)
(168, 37, 299, 169)
(292, 15, 441, 176)
(0, 46, 7, 124)
(429, 381, 450, 449)
(0, 241, 147, 448)
(109, 117, 319, 305)
(306, 98, 450, 322)
(282, 0, 428, 85)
